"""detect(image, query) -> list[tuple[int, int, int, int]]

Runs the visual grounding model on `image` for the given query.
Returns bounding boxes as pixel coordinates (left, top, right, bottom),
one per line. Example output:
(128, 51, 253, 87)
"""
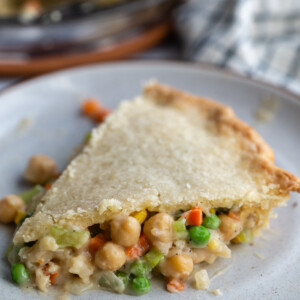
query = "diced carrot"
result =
(42, 265, 58, 285)
(22, 0, 42, 15)
(81, 99, 101, 117)
(125, 233, 151, 259)
(94, 108, 112, 123)
(50, 272, 58, 285)
(166, 279, 185, 293)
(88, 233, 107, 255)
(186, 206, 203, 226)
(228, 211, 240, 221)
(125, 246, 139, 259)
(45, 183, 52, 190)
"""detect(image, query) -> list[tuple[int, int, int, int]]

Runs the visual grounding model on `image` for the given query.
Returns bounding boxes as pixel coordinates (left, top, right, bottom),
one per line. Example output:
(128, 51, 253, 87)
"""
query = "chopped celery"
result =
(173, 219, 186, 231)
(19, 185, 44, 204)
(5, 242, 13, 258)
(173, 219, 188, 240)
(129, 259, 150, 277)
(84, 132, 92, 143)
(235, 229, 253, 243)
(6, 243, 22, 265)
(49, 226, 89, 249)
(144, 248, 164, 269)
(115, 271, 128, 286)
(98, 271, 125, 293)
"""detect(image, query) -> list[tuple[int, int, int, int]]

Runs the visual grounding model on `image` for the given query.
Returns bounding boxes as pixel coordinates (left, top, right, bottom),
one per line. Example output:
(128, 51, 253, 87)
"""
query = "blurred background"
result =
(0, 0, 299, 94)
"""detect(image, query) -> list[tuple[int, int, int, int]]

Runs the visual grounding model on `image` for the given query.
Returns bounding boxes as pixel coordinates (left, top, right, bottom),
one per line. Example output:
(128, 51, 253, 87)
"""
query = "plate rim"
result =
(1, 60, 299, 102)
(1, 59, 300, 299)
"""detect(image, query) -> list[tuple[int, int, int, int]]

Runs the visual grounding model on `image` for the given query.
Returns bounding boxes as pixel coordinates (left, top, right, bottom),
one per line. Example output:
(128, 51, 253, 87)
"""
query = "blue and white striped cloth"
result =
(175, 0, 300, 95)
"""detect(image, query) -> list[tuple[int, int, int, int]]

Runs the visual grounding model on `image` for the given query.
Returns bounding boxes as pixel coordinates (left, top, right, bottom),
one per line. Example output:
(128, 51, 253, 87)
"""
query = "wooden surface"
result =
(0, 21, 171, 76)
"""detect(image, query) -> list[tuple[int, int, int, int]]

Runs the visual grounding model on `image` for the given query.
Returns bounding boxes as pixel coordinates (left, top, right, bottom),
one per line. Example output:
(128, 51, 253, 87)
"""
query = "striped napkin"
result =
(175, 0, 300, 95)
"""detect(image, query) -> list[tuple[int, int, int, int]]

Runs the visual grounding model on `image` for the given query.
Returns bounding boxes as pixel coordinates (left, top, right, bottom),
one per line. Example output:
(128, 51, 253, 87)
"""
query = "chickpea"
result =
(143, 213, 173, 243)
(69, 254, 94, 283)
(95, 242, 126, 271)
(241, 211, 260, 229)
(160, 254, 193, 280)
(0, 195, 24, 224)
(111, 215, 141, 247)
(24, 155, 57, 184)
(219, 214, 242, 241)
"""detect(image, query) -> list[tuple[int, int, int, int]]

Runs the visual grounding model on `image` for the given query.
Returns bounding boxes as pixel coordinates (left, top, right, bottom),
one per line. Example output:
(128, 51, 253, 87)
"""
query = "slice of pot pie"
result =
(10, 82, 300, 295)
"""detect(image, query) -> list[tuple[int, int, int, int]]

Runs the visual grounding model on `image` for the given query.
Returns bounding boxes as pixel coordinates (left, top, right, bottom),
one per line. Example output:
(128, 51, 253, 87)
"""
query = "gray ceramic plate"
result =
(0, 62, 300, 300)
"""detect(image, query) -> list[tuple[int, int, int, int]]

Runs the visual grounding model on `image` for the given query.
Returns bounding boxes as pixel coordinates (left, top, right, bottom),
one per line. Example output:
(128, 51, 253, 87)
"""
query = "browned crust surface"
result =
(144, 82, 300, 193)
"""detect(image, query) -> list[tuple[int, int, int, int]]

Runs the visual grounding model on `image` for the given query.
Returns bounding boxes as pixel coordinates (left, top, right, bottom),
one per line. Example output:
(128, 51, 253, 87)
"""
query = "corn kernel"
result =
(207, 238, 221, 252)
(209, 208, 216, 214)
(14, 210, 26, 225)
(131, 209, 147, 224)
(208, 238, 231, 258)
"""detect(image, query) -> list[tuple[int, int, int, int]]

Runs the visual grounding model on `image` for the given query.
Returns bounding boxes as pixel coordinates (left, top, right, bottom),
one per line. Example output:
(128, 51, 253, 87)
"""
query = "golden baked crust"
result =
(145, 82, 274, 161)
(144, 81, 300, 193)
(13, 82, 300, 244)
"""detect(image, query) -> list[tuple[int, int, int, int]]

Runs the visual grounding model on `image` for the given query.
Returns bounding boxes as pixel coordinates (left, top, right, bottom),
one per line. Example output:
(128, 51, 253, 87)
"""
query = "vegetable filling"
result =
(8, 204, 263, 295)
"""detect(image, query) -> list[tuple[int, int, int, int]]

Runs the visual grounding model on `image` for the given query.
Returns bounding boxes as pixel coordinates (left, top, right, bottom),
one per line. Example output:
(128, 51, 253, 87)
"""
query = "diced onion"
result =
(194, 269, 210, 290)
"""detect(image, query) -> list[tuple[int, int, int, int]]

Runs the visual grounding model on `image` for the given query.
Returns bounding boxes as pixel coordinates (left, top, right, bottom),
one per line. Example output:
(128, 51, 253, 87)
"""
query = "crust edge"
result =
(143, 81, 300, 193)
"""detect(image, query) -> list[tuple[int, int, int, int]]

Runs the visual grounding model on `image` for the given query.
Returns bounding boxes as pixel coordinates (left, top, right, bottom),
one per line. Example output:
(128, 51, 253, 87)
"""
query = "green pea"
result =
(130, 276, 151, 295)
(129, 259, 150, 277)
(202, 214, 220, 229)
(189, 226, 210, 246)
(11, 264, 29, 284)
